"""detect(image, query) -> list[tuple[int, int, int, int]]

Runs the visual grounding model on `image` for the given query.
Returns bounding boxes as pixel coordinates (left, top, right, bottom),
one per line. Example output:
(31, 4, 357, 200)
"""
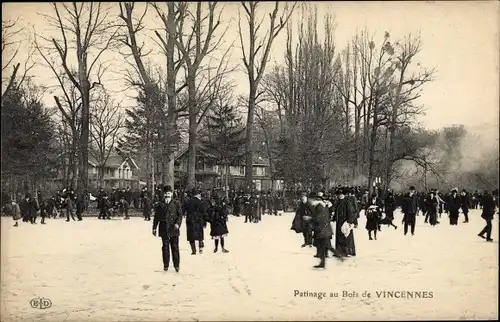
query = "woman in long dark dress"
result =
(209, 195, 229, 253)
(383, 192, 398, 230)
(426, 191, 439, 226)
(365, 193, 383, 240)
(332, 188, 357, 257)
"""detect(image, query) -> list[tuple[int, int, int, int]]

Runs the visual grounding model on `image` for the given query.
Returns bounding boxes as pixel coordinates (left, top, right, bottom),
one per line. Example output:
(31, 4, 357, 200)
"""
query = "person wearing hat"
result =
(2, 200, 21, 227)
(142, 192, 153, 221)
(365, 192, 383, 240)
(153, 185, 183, 272)
(435, 190, 444, 221)
(448, 189, 461, 225)
(243, 192, 253, 223)
(184, 188, 207, 255)
(460, 189, 471, 223)
(232, 191, 243, 217)
(331, 188, 356, 257)
(307, 192, 335, 268)
(383, 191, 397, 230)
(19, 193, 39, 224)
(425, 191, 439, 226)
(478, 190, 495, 242)
(290, 192, 314, 248)
(346, 188, 360, 229)
(402, 186, 418, 236)
(208, 194, 230, 253)
(253, 191, 262, 223)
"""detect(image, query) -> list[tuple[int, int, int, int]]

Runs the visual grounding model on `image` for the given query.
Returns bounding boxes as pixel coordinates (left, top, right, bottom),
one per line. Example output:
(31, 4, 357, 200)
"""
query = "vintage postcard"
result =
(1, 1, 498, 321)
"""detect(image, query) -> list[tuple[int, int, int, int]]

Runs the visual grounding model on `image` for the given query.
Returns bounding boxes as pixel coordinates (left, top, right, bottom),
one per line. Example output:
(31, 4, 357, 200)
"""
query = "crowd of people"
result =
(291, 186, 498, 268)
(1, 184, 498, 272)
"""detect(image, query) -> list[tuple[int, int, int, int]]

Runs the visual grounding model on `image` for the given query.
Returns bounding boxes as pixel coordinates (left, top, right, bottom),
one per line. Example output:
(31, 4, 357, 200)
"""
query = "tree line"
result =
(1, 2, 498, 196)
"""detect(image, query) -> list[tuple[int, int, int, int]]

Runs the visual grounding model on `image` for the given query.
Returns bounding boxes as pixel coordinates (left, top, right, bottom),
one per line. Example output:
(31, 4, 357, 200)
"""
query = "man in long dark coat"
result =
(19, 193, 38, 224)
(153, 186, 183, 272)
(346, 188, 360, 228)
(184, 189, 207, 255)
(460, 189, 471, 223)
(383, 191, 398, 229)
(290, 192, 313, 247)
(448, 189, 461, 225)
(332, 188, 356, 257)
(65, 190, 76, 222)
(243, 192, 253, 223)
(402, 186, 418, 235)
(308, 192, 334, 268)
(478, 190, 495, 242)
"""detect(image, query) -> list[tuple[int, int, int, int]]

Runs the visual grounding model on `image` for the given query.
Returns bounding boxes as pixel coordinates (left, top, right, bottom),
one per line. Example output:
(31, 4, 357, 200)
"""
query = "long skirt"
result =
(335, 224, 356, 257)
(428, 211, 437, 226)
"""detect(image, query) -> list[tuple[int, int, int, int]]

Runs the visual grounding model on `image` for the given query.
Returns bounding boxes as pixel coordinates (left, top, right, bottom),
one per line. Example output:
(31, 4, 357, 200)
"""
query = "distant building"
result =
(88, 154, 140, 189)
(49, 153, 141, 190)
(172, 147, 277, 191)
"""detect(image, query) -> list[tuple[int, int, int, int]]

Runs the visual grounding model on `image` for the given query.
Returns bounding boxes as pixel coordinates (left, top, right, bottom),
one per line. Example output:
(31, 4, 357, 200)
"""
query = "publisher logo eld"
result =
(30, 297, 52, 309)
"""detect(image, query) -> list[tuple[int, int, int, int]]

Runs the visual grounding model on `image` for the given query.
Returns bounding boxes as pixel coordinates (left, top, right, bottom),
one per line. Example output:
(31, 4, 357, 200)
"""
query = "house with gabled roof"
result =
(87, 153, 140, 189)
(49, 151, 141, 190)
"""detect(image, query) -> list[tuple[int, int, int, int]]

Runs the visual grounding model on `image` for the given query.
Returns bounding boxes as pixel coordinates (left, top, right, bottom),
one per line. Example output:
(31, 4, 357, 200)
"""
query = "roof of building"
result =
(88, 152, 139, 169)
(174, 144, 270, 166)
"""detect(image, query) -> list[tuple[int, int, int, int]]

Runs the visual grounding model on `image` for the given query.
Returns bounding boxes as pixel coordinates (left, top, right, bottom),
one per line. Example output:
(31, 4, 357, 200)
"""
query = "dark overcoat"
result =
(332, 197, 356, 256)
(311, 203, 333, 239)
(384, 195, 396, 219)
(19, 198, 38, 219)
(291, 202, 313, 233)
(209, 201, 229, 237)
(448, 194, 461, 216)
(153, 199, 183, 238)
(365, 197, 383, 231)
(481, 194, 496, 220)
(184, 197, 207, 241)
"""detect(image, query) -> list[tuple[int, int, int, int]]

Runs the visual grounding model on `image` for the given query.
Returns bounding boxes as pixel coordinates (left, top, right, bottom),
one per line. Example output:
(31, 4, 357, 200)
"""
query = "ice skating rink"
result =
(1, 209, 498, 321)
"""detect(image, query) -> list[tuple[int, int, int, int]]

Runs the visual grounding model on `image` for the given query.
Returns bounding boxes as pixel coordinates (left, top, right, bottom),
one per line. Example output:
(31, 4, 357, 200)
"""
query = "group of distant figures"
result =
(1, 184, 498, 271)
(290, 186, 498, 268)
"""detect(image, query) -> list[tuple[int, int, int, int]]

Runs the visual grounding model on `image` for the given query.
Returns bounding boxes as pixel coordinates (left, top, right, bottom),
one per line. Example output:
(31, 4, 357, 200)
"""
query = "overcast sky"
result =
(3, 1, 499, 133)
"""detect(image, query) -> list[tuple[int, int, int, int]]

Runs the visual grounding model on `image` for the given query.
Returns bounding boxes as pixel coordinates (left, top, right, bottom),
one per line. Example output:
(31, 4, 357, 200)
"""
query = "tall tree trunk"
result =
(99, 166, 105, 188)
(146, 140, 152, 197)
(71, 159, 79, 190)
(186, 78, 197, 190)
(224, 163, 229, 200)
(367, 100, 379, 195)
(79, 78, 91, 192)
(353, 111, 361, 183)
(245, 86, 256, 190)
(384, 126, 391, 190)
(164, 1, 177, 189)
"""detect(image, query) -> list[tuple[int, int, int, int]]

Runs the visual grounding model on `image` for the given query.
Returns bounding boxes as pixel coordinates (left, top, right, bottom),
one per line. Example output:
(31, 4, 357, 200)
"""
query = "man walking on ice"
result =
(153, 186, 183, 272)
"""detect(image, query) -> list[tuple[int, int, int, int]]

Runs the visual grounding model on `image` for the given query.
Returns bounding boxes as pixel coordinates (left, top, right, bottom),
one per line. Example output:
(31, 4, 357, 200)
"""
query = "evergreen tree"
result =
(1, 85, 57, 193)
(117, 87, 166, 193)
(200, 104, 246, 198)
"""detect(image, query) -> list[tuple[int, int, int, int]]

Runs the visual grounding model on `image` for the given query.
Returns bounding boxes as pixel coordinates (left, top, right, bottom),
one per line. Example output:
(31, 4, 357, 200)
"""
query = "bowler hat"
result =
(308, 191, 320, 200)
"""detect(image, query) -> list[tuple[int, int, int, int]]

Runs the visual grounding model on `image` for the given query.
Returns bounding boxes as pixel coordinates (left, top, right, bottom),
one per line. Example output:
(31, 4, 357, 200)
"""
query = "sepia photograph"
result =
(1, 1, 499, 321)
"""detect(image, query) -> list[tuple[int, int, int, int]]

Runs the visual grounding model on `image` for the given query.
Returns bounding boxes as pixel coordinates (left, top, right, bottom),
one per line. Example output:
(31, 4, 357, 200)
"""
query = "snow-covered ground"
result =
(1, 209, 498, 321)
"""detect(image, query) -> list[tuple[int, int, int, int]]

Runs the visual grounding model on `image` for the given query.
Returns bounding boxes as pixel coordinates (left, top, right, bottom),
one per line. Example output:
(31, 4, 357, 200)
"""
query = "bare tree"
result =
(118, 2, 159, 194)
(89, 88, 124, 188)
(151, 2, 191, 188)
(238, 1, 296, 189)
(35, 2, 120, 191)
(383, 33, 435, 188)
(174, 2, 234, 190)
(1, 18, 36, 98)
(49, 78, 82, 190)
